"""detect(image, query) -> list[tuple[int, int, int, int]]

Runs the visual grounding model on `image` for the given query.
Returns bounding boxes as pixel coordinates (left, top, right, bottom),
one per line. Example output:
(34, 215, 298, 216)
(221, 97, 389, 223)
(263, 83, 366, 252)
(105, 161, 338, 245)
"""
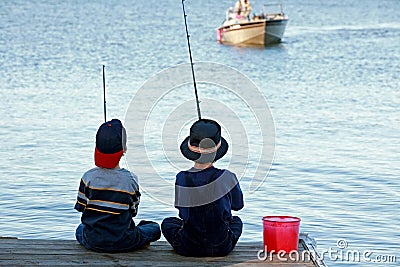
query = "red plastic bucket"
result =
(262, 216, 301, 253)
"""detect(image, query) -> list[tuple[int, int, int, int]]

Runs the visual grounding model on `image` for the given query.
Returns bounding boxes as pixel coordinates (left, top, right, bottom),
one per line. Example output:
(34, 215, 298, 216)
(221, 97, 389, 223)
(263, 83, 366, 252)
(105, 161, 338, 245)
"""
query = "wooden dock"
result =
(0, 233, 327, 266)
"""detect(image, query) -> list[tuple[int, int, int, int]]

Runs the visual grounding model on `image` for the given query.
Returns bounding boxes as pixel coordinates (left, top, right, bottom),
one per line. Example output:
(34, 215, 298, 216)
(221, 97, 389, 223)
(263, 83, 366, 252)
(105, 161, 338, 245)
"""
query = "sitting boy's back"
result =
(162, 119, 244, 257)
(75, 167, 140, 250)
(74, 119, 161, 252)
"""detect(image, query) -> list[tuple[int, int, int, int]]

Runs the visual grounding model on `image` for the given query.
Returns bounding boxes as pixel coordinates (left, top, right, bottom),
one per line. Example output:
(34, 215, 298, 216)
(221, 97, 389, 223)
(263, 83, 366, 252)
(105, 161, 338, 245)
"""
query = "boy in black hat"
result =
(74, 119, 161, 252)
(162, 119, 244, 256)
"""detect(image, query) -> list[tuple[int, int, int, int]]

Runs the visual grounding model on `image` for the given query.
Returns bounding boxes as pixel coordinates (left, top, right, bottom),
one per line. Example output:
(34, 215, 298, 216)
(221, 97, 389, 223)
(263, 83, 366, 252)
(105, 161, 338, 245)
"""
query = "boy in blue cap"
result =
(74, 119, 161, 252)
(162, 118, 244, 256)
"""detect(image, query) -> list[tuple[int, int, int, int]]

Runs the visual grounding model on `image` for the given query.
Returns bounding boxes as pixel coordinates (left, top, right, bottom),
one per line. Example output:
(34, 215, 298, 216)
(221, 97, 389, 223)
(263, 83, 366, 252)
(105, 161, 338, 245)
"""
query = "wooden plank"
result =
(0, 241, 306, 253)
(0, 249, 312, 262)
(0, 244, 306, 253)
(0, 252, 311, 262)
(0, 260, 314, 267)
(0, 238, 318, 267)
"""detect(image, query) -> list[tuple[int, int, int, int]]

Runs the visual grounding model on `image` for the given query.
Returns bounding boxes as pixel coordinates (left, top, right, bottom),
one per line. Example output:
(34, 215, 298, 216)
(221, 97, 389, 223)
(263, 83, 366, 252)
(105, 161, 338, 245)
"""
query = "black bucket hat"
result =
(180, 119, 228, 163)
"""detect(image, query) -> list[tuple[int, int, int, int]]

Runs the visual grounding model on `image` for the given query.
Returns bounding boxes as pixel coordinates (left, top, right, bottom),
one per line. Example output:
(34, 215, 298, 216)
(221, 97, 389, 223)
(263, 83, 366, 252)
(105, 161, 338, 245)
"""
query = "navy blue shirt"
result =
(175, 166, 244, 244)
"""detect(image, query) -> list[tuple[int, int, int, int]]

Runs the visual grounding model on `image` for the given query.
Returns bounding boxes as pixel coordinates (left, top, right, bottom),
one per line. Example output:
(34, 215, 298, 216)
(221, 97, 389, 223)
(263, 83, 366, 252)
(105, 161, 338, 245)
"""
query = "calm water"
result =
(1, 0, 399, 266)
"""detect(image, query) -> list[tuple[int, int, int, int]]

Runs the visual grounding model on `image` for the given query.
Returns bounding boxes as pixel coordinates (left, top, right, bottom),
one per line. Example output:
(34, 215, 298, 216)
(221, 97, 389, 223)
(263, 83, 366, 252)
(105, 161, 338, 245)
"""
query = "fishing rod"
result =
(181, 0, 202, 120)
(101, 65, 130, 169)
(103, 65, 107, 122)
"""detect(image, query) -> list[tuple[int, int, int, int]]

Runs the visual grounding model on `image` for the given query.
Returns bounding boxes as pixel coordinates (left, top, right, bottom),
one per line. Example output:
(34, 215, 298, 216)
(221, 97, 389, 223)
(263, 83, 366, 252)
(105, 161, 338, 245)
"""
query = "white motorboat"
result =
(217, 4, 288, 46)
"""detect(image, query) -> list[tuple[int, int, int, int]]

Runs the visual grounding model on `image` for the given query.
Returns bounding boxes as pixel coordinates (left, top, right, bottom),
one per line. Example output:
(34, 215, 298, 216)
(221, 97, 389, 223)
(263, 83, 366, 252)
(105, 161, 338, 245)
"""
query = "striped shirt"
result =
(74, 167, 141, 249)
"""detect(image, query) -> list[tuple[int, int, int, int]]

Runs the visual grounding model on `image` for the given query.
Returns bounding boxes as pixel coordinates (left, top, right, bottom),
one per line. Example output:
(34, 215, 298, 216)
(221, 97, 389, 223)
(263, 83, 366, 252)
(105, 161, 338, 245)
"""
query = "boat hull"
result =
(217, 19, 288, 46)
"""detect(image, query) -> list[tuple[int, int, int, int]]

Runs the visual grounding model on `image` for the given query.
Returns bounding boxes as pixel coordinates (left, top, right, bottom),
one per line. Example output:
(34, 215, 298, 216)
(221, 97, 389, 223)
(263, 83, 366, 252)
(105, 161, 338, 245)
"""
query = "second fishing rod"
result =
(181, 0, 202, 120)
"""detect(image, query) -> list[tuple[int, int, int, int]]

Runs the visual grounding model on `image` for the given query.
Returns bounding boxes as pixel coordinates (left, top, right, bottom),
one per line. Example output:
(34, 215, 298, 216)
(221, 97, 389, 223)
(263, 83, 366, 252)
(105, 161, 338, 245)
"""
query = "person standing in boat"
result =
(161, 119, 244, 256)
(74, 119, 161, 252)
(226, 7, 235, 20)
(234, 0, 252, 19)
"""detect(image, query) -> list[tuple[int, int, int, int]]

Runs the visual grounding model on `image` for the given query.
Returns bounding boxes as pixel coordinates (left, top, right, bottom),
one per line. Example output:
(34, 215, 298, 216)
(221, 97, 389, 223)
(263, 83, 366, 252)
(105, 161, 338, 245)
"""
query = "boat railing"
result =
(250, 3, 287, 21)
(262, 3, 284, 15)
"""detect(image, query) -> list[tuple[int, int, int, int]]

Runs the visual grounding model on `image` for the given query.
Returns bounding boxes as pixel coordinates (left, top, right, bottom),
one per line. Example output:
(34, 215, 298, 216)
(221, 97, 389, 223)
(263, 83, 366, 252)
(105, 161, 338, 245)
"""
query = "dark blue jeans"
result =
(76, 220, 161, 253)
(161, 216, 242, 257)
